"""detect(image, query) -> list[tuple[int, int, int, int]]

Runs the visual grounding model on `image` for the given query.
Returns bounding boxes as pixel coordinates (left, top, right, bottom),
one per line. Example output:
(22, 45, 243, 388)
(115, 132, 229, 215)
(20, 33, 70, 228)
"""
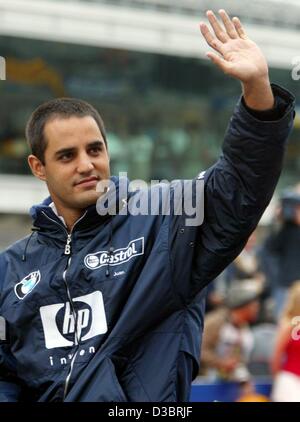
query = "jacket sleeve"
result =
(190, 84, 295, 294)
(169, 84, 295, 300)
(0, 252, 22, 402)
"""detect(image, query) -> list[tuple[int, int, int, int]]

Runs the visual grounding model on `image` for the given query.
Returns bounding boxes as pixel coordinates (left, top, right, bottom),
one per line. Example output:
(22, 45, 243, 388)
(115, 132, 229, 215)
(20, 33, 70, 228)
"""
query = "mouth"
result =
(75, 176, 99, 188)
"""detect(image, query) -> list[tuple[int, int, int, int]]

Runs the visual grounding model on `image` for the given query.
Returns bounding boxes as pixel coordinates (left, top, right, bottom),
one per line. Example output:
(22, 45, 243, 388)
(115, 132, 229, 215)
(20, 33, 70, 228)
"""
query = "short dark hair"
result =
(26, 97, 107, 164)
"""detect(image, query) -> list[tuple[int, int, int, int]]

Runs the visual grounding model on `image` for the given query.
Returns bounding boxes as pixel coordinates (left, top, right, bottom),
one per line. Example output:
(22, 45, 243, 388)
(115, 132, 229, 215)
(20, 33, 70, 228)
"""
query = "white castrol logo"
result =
(84, 237, 144, 270)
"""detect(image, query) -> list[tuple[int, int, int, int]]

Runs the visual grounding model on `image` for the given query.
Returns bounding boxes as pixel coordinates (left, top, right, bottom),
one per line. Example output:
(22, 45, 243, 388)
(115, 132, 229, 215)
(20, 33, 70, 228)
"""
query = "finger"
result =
(218, 9, 238, 39)
(206, 52, 231, 74)
(200, 22, 224, 55)
(206, 10, 229, 43)
(232, 17, 248, 39)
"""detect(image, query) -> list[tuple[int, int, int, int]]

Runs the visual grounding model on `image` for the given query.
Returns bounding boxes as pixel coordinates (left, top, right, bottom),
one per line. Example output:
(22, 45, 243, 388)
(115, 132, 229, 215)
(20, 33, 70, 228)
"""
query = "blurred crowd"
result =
(199, 183, 300, 402)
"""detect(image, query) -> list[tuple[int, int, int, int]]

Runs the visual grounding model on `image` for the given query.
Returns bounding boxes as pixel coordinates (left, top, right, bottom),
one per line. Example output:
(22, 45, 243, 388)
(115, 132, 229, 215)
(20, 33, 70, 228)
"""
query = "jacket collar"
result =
(29, 176, 129, 234)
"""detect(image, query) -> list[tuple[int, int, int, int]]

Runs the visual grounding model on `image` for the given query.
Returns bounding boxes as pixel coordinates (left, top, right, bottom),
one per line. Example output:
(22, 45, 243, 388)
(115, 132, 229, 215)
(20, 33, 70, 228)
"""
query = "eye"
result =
(59, 152, 73, 161)
(88, 146, 102, 155)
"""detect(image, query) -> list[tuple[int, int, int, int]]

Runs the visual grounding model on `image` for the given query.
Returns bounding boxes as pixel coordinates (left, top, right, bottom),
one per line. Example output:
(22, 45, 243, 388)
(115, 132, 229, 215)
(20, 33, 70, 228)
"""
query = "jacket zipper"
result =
(41, 210, 87, 400)
(63, 349, 79, 399)
(65, 234, 72, 255)
(62, 255, 79, 400)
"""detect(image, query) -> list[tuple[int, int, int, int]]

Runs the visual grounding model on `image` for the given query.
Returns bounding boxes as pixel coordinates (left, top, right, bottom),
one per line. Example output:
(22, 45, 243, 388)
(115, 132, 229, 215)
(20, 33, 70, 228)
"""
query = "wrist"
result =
(242, 76, 274, 111)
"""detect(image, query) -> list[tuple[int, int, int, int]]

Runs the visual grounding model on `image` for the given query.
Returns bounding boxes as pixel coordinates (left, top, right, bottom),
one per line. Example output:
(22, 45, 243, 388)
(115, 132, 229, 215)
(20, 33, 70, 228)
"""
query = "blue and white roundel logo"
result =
(15, 271, 41, 300)
(86, 255, 100, 268)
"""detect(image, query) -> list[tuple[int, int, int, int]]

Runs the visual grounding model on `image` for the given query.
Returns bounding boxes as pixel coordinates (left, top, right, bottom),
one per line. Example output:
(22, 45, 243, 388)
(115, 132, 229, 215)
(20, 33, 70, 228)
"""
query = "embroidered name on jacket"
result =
(84, 237, 144, 270)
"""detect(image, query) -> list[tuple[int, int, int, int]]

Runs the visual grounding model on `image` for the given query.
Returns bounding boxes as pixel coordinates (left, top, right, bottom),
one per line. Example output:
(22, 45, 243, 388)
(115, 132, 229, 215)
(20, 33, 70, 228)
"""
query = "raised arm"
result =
(185, 10, 295, 297)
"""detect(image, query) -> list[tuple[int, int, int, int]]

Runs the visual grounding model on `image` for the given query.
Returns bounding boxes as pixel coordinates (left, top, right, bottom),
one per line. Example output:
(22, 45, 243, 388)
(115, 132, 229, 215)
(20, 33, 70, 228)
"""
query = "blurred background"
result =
(1, 0, 300, 402)
(1, 0, 300, 245)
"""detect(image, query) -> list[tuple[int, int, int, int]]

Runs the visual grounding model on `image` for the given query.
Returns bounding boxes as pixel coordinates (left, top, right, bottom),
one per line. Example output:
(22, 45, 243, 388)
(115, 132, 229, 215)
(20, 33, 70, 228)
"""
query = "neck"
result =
(53, 204, 85, 232)
(65, 210, 85, 232)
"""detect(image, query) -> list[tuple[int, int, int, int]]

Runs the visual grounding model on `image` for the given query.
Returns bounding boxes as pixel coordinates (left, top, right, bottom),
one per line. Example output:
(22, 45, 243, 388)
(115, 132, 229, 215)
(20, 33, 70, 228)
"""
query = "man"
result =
(200, 280, 262, 382)
(0, 10, 295, 401)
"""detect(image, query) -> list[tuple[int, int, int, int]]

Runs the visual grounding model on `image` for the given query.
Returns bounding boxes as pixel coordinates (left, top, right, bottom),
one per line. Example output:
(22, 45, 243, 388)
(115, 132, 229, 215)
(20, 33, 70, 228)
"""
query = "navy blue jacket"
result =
(0, 85, 295, 402)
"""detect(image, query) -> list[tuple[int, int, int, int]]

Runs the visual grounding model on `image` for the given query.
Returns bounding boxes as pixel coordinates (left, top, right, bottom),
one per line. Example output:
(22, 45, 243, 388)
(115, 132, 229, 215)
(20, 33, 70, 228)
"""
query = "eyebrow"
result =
(54, 140, 104, 158)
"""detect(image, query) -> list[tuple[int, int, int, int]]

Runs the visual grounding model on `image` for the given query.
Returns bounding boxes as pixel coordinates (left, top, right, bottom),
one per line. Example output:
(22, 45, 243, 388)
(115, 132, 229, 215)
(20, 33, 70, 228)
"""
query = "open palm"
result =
(200, 10, 269, 84)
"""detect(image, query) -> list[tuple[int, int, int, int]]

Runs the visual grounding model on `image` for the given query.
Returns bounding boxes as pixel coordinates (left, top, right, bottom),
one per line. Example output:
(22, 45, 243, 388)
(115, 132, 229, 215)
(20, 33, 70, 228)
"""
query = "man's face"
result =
(34, 115, 110, 212)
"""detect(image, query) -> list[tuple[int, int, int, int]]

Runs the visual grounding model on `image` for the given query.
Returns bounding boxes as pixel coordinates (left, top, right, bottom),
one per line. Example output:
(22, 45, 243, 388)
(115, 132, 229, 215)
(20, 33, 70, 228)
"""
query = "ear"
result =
(28, 155, 46, 181)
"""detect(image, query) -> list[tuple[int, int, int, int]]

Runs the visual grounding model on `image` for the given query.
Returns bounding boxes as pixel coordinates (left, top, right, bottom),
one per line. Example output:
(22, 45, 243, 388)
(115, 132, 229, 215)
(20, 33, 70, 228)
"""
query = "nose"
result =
(76, 152, 94, 174)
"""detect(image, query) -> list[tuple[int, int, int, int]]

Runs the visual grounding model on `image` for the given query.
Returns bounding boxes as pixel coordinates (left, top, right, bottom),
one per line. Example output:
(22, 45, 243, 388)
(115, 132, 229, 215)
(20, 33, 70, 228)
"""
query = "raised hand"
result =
(200, 10, 274, 110)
